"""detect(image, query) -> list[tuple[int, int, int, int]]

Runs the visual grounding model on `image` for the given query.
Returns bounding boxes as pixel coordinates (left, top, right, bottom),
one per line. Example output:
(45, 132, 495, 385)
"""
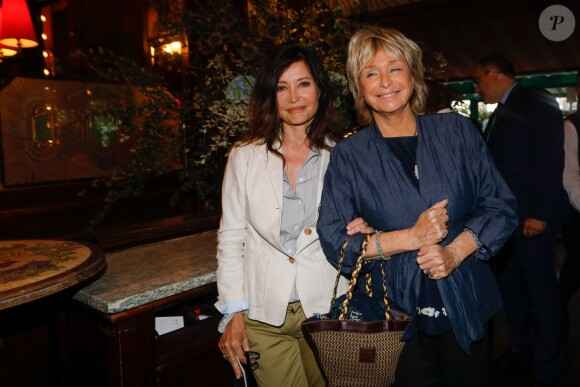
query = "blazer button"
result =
(289, 257, 295, 264)
(304, 227, 312, 235)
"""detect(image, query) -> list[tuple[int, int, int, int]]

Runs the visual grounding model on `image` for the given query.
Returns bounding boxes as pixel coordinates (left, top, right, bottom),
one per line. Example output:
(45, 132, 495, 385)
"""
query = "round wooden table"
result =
(0, 239, 106, 310)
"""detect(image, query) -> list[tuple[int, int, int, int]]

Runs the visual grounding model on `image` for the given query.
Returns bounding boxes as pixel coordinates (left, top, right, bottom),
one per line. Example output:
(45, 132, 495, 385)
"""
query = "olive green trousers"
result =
(244, 301, 325, 387)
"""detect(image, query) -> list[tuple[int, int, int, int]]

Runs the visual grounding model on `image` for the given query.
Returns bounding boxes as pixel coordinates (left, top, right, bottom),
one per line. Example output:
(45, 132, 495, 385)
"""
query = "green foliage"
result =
(74, 48, 183, 227)
(77, 0, 360, 226)
(454, 99, 491, 126)
(77, 0, 449, 227)
(172, 0, 361, 208)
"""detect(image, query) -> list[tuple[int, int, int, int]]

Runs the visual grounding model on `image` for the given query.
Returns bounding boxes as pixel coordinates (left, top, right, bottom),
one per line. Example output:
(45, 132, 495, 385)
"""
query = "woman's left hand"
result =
(416, 244, 460, 280)
(219, 312, 251, 379)
(346, 217, 374, 235)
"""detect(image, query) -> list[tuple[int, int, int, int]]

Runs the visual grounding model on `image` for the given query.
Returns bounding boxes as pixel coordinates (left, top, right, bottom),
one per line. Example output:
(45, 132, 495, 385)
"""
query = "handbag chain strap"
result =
(333, 233, 393, 321)
(330, 236, 351, 305)
(380, 255, 392, 320)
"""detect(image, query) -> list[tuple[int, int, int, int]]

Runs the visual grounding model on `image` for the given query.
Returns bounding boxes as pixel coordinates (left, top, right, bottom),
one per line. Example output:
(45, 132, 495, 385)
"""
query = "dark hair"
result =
(479, 54, 515, 77)
(242, 44, 339, 159)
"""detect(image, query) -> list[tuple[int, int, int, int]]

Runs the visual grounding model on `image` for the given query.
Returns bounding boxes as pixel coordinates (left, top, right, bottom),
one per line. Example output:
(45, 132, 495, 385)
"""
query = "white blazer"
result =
(216, 141, 347, 326)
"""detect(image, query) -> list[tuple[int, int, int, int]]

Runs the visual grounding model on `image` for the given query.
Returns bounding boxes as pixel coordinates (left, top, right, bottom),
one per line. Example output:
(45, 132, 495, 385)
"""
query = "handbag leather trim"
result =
(359, 347, 376, 363)
(303, 318, 410, 334)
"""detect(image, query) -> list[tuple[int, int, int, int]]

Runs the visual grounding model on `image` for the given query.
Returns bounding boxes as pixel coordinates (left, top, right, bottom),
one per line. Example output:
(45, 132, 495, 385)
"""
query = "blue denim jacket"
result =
(317, 114, 518, 353)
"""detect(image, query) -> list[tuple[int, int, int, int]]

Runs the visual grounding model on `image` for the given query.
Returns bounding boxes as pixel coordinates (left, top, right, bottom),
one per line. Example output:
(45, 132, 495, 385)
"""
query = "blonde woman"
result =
(317, 27, 518, 386)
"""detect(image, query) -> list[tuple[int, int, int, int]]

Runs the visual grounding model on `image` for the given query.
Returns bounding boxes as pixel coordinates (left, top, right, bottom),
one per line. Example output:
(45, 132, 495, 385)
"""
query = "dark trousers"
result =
(496, 234, 564, 383)
(393, 329, 489, 387)
(560, 209, 580, 334)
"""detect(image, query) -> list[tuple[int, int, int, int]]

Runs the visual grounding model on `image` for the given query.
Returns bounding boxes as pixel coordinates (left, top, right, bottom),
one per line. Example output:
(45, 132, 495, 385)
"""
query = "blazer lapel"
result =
(486, 84, 521, 144)
(264, 143, 331, 256)
(265, 143, 330, 214)
(295, 146, 332, 256)
(259, 147, 288, 255)
(316, 147, 331, 209)
(484, 102, 506, 143)
(265, 147, 284, 211)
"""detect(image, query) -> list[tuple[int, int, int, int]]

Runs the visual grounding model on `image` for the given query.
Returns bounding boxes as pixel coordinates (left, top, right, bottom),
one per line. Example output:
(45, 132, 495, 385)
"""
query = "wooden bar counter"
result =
(67, 230, 231, 387)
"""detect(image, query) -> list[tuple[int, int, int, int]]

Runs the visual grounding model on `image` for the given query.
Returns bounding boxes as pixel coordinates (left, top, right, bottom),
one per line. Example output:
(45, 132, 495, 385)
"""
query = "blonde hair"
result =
(347, 26, 427, 125)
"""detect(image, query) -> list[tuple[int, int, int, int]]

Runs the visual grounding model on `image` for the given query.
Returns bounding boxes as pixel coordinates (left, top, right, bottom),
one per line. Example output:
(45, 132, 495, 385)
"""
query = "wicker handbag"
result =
(303, 234, 411, 387)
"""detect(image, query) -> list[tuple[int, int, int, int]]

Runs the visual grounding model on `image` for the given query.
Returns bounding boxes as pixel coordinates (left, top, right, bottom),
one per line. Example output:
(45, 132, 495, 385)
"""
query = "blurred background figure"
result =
(561, 84, 580, 340)
(475, 53, 566, 387)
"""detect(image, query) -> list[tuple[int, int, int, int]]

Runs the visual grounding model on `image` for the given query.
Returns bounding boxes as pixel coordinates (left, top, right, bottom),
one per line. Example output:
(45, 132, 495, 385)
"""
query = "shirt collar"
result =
(500, 83, 517, 104)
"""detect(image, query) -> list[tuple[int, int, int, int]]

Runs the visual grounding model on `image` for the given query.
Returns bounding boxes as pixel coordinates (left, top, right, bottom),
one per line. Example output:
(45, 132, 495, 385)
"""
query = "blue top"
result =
(317, 113, 518, 353)
(384, 135, 451, 335)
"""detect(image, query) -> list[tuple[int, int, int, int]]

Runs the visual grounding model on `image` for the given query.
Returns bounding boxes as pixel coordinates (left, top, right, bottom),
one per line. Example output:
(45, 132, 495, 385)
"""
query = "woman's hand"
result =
(218, 312, 251, 379)
(410, 199, 449, 248)
(416, 244, 460, 279)
(346, 217, 374, 235)
(416, 230, 477, 279)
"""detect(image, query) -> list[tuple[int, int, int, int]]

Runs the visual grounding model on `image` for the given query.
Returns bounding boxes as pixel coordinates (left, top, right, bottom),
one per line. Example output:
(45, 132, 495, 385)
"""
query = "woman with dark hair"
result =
(215, 45, 370, 386)
(317, 27, 518, 385)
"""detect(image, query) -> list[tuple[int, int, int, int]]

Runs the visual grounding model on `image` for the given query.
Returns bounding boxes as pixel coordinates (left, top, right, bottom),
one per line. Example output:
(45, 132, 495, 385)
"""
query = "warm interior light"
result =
(162, 41, 181, 55)
(0, 44, 17, 58)
(0, 7, 18, 57)
(0, 0, 39, 49)
(170, 41, 181, 53)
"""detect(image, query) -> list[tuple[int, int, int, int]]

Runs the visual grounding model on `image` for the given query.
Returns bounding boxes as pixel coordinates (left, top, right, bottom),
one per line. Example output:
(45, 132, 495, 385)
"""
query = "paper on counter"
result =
(155, 316, 184, 335)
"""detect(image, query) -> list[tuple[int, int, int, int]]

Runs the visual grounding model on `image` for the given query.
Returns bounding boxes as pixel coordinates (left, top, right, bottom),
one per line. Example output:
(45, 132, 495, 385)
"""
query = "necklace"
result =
(413, 127, 419, 179)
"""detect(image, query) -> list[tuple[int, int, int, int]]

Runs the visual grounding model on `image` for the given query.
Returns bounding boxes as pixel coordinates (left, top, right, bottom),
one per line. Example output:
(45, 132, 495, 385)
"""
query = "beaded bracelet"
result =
(375, 231, 391, 261)
(464, 227, 483, 253)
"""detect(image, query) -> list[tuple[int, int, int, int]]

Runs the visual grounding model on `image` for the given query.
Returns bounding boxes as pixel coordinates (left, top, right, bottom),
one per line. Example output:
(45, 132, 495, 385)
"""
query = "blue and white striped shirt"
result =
(282, 149, 321, 302)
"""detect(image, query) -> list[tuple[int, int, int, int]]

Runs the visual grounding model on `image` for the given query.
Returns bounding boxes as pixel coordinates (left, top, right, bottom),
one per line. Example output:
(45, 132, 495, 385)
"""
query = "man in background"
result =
(561, 88, 580, 338)
(474, 54, 566, 387)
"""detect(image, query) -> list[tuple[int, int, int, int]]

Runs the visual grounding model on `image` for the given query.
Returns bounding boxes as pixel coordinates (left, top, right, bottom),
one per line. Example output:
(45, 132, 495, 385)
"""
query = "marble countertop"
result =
(73, 230, 218, 314)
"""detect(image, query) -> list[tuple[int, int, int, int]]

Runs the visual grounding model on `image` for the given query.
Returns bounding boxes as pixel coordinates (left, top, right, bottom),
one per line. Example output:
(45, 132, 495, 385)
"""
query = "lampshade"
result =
(0, 0, 38, 49)
(0, 8, 18, 57)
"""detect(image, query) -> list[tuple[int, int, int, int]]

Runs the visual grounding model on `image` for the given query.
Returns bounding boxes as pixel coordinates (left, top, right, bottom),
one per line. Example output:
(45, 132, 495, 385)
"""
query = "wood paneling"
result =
(333, 0, 580, 81)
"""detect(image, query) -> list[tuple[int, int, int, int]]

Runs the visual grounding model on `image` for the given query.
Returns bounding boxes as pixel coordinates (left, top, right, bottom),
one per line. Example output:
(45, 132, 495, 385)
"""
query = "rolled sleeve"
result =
(464, 126, 518, 258)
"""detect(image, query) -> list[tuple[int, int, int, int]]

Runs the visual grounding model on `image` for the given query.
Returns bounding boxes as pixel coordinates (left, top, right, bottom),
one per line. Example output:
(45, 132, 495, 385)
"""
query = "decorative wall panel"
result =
(0, 77, 135, 186)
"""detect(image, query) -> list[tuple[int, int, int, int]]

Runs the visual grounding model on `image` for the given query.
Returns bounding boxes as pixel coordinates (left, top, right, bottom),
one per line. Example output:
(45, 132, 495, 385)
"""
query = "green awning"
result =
(446, 70, 578, 100)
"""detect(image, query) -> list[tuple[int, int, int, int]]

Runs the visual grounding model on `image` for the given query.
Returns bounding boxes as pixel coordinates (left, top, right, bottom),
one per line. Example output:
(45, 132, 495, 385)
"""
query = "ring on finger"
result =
(223, 354, 229, 360)
(427, 269, 434, 278)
